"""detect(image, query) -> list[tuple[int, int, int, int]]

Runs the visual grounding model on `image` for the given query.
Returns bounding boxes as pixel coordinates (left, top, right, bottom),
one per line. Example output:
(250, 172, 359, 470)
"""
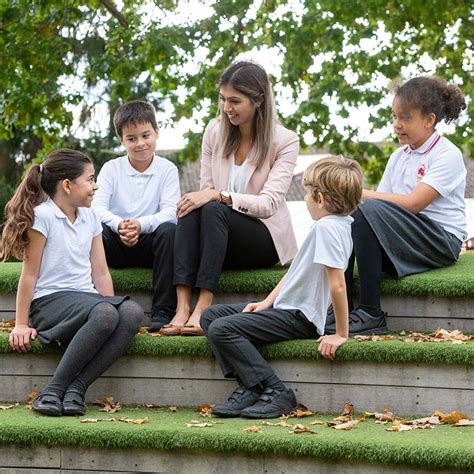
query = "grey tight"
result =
(44, 300, 143, 397)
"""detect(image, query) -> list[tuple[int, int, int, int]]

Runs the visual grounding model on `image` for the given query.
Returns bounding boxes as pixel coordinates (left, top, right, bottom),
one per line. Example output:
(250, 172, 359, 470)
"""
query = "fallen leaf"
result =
(145, 403, 161, 409)
(169, 406, 177, 412)
(114, 416, 148, 424)
(331, 420, 360, 430)
(289, 423, 316, 434)
(405, 416, 440, 426)
(0, 319, 15, 332)
(0, 404, 14, 410)
(262, 420, 292, 427)
(334, 415, 352, 423)
(309, 420, 325, 425)
(186, 421, 213, 428)
(26, 390, 40, 410)
(453, 419, 474, 427)
(197, 403, 214, 417)
(363, 409, 394, 422)
(93, 397, 122, 414)
(342, 402, 353, 415)
(387, 424, 413, 432)
(432, 410, 468, 424)
(354, 335, 396, 341)
(293, 408, 315, 418)
(80, 418, 115, 424)
(138, 327, 148, 334)
(243, 425, 262, 433)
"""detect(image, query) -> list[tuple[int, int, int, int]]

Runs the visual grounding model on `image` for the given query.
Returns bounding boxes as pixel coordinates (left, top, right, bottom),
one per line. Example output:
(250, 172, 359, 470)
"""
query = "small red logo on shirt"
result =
(417, 163, 426, 181)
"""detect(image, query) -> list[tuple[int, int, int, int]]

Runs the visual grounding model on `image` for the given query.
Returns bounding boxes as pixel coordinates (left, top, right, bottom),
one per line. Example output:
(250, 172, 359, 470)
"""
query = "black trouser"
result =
(173, 201, 279, 292)
(101, 222, 176, 315)
(201, 303, 318, 388)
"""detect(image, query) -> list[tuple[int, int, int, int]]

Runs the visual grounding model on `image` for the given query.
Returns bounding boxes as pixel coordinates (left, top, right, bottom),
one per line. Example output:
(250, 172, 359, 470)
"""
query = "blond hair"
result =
(303, 155, 363, 215)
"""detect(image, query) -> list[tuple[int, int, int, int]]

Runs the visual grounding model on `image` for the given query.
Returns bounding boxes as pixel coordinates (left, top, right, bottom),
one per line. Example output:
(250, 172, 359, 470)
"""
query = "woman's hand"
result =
(177, 189, 220, 219)
(9, 324, 37, 353)
(242, 300, 272, 313)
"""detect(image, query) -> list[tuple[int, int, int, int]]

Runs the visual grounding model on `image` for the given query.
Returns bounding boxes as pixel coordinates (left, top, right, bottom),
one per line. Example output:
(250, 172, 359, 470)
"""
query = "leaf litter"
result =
(354, 328, 474, 344)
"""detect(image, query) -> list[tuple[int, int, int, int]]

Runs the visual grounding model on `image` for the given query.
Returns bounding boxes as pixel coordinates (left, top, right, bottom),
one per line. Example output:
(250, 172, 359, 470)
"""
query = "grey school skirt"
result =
(29, 291, 129, 346)
(358, 199, 462, 277)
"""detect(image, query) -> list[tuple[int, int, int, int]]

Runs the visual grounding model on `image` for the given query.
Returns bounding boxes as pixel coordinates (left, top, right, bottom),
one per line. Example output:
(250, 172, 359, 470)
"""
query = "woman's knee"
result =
(89, 303, 120, 332)
(200, 200, 227, 222)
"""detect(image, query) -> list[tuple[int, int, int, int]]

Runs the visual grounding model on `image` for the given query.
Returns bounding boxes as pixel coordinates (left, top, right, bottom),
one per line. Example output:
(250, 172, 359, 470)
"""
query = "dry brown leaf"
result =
(186, 421, 213, 428)
(0, 319, 15, 332)
(26, 390, 40, 410)
(334, 415, 352, 423)
(262, 420, 292, 427)
(114, 416, 148, 424)
(80, 418, 115, 423)
(331, 420, 360, 430)
(243, 425, 262, 433)
(432, 410, 469, 424)
(289, 423, 316, 434)
(169, 406, 177, 412)
(309, 420, 325, 425)
(387, 424, 413, 432)
(405, 416, 440, 426)
(363, 409, 394, 422)
(145, 403, 161, 409)
(293, 408, 315, 418)
(453, 419, 474, 427)
(342, 402, 353, 416)
(138, 326, 148, 334)
(0, 404, 14, 410)
(354, 335, 396, 341)
(93, 397, 122, 414)
(197, 403, 215, 417)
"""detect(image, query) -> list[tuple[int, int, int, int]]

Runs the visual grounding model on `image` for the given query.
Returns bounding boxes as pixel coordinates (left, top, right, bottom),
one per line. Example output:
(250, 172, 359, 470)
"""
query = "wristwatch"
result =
(220, 190, 232, 206)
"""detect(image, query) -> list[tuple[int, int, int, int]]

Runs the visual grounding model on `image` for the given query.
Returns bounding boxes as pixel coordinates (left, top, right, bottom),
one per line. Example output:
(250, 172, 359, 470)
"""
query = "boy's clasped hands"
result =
(118, 219, 141, 247)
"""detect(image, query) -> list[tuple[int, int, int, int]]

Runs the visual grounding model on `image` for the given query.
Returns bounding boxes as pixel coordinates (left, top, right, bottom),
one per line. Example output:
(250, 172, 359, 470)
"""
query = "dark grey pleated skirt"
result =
(358, 199, 462, 277)
(29, 291, 129, 345)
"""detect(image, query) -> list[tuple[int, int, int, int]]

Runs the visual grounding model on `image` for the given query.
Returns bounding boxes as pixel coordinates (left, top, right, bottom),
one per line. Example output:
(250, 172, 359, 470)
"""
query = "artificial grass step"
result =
(1, 332, 473, 366)
(0, 404, 473, 472)
(0, 251, 473, 297)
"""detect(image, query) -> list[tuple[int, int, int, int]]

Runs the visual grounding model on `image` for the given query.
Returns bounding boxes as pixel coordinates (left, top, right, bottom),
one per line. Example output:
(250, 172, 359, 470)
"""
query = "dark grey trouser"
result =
(200, 303, 319, 389)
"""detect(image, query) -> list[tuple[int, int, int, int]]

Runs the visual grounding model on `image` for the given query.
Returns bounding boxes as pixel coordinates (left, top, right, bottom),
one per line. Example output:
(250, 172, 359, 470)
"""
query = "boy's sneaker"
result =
(212, 386, 261, 417)
(240, 388, 297, 419)
(148, 307, 172, 332)
(325, 307, 388, 336)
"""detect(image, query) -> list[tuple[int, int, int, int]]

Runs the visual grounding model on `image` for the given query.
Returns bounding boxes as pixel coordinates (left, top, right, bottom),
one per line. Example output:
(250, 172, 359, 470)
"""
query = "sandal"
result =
(32, 392, 63, 416)
(180, 325, 205, 336)
(159, 323, 184, 336)
(63, 389, 86, 416)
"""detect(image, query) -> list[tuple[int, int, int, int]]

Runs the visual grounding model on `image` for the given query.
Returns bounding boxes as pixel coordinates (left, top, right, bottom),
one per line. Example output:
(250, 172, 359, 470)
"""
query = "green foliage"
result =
(0, 0, 472, 198)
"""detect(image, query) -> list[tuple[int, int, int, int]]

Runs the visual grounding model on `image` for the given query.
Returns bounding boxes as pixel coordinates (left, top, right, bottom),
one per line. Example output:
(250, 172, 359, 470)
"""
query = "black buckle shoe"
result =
(148, 308, 172, 332)
(212, 386, 260, 417)
(32, 393, 63, 416)
(240, 388, 297, 419)
(325, 307, 388, 336)
(62, 389, 86, 416)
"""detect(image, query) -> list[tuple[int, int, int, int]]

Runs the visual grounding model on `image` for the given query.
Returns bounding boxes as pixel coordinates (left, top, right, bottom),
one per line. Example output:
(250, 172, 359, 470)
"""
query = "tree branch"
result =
(98, 0, 128, 27)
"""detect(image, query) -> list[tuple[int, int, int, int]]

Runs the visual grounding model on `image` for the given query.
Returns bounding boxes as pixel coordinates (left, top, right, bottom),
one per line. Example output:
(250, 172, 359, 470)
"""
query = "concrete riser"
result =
(1, 354, 471, 416)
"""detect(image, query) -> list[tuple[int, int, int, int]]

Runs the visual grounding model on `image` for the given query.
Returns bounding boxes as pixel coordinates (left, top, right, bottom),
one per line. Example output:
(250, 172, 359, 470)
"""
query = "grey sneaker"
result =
(240, 388, 297, 419)
(212, 386, 260, 417)
(325, 307, 388, 336)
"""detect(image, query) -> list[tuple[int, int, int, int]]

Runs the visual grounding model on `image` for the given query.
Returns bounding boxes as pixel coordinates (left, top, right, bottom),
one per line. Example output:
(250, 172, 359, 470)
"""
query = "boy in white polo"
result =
(93, 100, 180, 331)
(200, 156, 363, 419)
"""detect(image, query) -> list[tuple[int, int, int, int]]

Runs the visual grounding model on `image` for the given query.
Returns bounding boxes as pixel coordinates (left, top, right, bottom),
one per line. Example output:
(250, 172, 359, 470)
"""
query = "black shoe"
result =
(325, 307, 388, 336)
(240, 388, 297, 419)
(32, 393, 63, 416)
(212, 386, 261, 417)
(62, 389, 86, 416)
(148, 307, 172, 332)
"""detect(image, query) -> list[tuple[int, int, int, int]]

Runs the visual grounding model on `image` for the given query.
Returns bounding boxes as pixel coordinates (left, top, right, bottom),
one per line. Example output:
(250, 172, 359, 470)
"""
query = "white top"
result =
(228, 155, 250, 194)
(93, 155, 180, 233)
(31, 198, 102, 300)
(377, 132, 467, 241)
(274, 214, 353, 335)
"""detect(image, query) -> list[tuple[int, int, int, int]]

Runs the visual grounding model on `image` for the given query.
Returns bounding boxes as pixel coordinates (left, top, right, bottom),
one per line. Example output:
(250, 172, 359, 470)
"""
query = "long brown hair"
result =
(0, 149, 92, 261)
(217, 61, 277, 168)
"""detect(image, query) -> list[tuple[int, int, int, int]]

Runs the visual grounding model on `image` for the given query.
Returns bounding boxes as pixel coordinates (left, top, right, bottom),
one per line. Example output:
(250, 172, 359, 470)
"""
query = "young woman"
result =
(325, 76, 467, 335)
(162, 61, 299, 336)
(1, 149, 143, 416)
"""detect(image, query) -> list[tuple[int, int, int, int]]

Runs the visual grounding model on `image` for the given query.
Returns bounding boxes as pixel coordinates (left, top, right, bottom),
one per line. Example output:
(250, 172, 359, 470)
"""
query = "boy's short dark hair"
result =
(113, 100, 158, 138)
(303, 155, 363, 215)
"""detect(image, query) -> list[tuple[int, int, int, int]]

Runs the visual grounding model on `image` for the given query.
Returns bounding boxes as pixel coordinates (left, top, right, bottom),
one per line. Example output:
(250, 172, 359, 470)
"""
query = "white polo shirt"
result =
(274, 214, 353, 335)
(377, 132, 467, 241)
(93, 155, 180, 233)
(32, 198, 102, 300)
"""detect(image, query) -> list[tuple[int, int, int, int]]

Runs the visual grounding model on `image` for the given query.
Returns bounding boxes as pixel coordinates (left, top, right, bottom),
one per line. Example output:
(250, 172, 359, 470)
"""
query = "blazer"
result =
(200, 118, 299, 264)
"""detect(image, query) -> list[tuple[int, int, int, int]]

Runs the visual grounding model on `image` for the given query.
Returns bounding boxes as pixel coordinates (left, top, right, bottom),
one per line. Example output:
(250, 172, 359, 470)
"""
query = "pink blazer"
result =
(200, 118, 299, 264)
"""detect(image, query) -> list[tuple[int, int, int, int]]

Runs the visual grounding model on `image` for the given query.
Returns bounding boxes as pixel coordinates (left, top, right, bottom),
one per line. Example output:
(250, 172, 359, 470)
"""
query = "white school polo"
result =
(377, 132, 467, 241)
(274, 214, 353, 335)
(31, 198, 102, 300)
(93, 155, 180, 233)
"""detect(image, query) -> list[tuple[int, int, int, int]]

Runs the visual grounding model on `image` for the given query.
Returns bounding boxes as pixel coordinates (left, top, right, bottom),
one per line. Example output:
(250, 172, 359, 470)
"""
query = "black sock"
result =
(358, 305, 384, 318)
(261, 374, 286, 392)
(248, 384, 262, 394)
